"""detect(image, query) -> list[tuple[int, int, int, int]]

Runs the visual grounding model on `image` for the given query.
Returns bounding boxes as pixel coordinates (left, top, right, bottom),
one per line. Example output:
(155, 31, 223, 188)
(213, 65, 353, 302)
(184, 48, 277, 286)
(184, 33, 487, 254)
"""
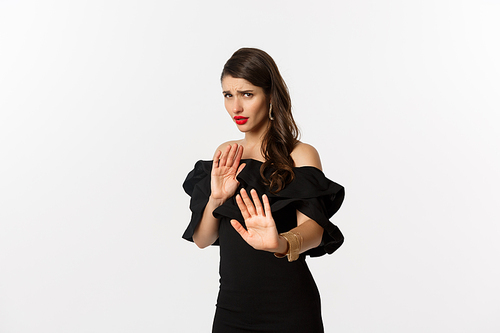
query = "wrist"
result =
(208, 195, 225, 207)
(274, 231, 303, 262)
(272, 235, 289, 255)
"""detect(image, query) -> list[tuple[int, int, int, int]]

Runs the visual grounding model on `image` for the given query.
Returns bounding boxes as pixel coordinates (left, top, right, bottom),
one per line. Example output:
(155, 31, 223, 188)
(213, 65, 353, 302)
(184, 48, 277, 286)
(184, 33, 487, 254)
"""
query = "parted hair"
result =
(221, 48, 300, 193)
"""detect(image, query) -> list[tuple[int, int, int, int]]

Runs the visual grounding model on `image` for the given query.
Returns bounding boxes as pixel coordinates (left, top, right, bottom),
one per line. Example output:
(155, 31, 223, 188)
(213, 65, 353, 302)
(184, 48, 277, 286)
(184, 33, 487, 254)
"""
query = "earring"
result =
(269, 104, 274, 120)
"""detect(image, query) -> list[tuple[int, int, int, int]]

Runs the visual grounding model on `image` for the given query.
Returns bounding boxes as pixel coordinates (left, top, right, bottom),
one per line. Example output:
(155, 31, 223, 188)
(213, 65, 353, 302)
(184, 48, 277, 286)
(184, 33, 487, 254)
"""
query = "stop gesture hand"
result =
(211, 144, 246, 202)
(230, 188, 280, 252)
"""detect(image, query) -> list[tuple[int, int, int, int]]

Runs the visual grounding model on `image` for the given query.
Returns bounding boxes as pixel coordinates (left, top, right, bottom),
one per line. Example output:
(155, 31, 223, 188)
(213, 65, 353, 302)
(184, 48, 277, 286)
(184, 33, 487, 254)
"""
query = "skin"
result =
(222, 76, 271, 152)
(193, 75, 324, 256)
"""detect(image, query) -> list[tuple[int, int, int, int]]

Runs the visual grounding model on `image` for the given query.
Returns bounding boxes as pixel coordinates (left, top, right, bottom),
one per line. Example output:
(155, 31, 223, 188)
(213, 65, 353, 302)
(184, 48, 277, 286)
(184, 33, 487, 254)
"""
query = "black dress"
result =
(182, 159, 345, 333)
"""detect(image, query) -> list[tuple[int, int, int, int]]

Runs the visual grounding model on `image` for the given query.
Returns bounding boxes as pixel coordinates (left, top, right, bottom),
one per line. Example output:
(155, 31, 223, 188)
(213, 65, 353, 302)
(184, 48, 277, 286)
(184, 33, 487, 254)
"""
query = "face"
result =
(221, 76, 270, 134)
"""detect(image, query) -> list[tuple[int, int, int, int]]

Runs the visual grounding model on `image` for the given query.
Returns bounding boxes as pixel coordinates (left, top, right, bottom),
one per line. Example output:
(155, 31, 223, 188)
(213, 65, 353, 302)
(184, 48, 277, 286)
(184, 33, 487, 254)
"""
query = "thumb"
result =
(231, 219, 248, 239)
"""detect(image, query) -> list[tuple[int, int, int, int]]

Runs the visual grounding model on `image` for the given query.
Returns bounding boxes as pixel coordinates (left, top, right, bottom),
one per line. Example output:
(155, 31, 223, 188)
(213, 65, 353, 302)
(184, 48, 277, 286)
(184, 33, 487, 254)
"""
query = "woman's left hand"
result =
(230, 188, 280, 252)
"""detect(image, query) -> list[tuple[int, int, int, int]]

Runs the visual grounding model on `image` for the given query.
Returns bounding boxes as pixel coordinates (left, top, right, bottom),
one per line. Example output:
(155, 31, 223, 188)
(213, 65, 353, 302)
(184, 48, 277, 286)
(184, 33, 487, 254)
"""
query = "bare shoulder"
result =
(291, 142, 323, 170)
(215, 139, 243, 152)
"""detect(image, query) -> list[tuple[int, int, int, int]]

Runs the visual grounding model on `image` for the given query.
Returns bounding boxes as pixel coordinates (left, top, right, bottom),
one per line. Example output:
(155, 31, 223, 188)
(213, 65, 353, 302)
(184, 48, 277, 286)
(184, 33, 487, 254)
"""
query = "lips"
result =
(234, 116, 248, 125)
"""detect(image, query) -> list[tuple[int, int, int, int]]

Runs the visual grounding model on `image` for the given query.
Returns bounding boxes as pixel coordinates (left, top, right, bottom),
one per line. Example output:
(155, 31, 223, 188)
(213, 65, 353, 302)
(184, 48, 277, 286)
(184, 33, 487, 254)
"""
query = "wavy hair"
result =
(221, 48, 300, 193)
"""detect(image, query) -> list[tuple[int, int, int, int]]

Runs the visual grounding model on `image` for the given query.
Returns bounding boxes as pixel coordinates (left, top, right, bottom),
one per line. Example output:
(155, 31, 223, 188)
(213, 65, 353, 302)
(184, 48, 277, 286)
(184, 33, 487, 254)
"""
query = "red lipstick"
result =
(234, 116, 248, 125)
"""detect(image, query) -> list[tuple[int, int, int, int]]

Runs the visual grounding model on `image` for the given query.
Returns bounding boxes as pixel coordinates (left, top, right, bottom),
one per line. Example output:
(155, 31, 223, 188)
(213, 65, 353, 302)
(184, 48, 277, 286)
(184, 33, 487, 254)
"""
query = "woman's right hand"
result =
(210, 144, 246, 202)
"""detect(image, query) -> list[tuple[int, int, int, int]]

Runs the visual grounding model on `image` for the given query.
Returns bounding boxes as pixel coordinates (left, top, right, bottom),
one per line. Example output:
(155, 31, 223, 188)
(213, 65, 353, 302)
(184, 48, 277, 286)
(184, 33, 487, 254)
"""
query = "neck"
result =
(242, 121, 270, 158)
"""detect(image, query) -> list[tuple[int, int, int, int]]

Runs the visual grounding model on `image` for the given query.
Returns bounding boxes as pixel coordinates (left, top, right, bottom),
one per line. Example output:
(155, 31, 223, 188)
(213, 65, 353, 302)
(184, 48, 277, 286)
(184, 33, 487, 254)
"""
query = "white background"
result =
(1, 1, 499, 332)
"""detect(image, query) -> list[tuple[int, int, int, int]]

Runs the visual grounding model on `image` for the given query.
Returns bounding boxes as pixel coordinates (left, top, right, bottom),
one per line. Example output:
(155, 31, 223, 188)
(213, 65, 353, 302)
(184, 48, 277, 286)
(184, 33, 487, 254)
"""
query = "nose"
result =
(232, 97, 243, 113)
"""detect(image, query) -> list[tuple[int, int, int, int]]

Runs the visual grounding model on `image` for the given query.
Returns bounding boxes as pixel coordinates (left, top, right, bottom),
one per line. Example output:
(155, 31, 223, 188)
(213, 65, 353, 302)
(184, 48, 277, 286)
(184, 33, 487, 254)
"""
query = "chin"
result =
(235, 123, 251, 132)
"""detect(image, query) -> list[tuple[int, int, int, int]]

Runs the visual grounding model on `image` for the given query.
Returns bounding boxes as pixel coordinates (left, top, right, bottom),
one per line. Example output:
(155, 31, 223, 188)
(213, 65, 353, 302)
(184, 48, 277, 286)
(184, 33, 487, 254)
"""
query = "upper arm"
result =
(292, 143, 323, 228)
(291, 142, 322, 170)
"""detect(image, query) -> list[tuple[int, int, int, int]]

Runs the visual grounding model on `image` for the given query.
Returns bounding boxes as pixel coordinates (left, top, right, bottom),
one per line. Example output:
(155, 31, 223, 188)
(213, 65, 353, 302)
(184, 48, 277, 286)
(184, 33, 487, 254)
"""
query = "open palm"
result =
(230, 188, 280, 251)
(211, 144, 246, 201)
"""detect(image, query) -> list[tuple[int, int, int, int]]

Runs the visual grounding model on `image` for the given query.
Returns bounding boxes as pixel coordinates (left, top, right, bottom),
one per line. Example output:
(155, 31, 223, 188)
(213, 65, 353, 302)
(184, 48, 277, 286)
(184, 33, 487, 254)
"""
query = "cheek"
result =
(224, 99, 231, 112)
(253, 100, 268, 117)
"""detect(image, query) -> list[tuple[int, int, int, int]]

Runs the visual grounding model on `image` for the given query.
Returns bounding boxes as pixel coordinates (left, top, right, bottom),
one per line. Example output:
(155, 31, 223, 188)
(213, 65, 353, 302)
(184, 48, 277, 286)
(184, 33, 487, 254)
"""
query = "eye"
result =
(244, 93, 253, 97)
(224, 93, 232, 98)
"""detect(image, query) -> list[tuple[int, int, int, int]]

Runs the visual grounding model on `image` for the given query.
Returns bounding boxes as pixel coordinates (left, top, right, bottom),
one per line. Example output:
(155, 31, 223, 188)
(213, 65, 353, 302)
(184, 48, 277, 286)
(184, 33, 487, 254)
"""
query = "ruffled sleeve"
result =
(182, 160, 219, 245)
(214, 159, 345, 257)
(287, 167, 345, 257)
(182, 159, 345, 256)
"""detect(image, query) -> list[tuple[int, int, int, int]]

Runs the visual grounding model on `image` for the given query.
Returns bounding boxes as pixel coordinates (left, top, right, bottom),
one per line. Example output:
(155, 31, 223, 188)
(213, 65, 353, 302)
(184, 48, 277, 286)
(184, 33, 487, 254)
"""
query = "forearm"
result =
(273, 219, 323, 255)
(192, 196, 224, 248)
(294, 219, 323, 253)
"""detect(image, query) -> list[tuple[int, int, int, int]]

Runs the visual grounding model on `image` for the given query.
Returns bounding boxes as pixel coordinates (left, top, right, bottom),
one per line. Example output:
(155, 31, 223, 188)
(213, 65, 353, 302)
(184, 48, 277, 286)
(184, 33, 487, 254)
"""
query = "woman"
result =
(182, 48, 344, 332)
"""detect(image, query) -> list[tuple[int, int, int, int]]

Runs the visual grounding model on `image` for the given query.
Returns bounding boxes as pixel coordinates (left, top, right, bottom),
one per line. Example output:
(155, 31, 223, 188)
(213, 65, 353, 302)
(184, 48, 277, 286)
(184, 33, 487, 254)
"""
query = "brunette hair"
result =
(221, 48, 300, 193)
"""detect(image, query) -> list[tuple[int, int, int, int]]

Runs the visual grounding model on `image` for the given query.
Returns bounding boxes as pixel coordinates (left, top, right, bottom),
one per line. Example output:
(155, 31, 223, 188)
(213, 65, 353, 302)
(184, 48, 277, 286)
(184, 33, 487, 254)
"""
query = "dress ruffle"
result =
(182, 159, 344, 257)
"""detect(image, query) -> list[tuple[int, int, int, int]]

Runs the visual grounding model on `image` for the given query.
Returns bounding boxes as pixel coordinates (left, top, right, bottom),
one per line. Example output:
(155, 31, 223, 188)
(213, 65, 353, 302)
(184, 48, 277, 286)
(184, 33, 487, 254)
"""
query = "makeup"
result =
(234, 116, 248, 125)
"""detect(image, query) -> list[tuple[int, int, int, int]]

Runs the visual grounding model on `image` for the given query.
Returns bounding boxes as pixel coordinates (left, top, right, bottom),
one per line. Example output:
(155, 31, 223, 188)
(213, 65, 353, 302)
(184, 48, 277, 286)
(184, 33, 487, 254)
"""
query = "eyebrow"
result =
(222, 90, 254, 94)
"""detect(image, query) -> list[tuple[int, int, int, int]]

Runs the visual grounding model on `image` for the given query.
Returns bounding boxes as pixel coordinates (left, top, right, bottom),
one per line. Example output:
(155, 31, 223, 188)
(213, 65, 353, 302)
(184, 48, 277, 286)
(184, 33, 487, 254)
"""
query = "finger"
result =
(240, 188, 257, 216)
(230, 219, 249, 240)
(213, 150, 222, 169)
(232, 145, 244, 170)
(250, 189, 264, 216)
(262, 194, 272, 217)
(219, 144, 231, 167)
(236, 163, 246, 176)
(235, 194, 251, 220)
(228, 145, 240, 171)
(226, 143, 238, 167)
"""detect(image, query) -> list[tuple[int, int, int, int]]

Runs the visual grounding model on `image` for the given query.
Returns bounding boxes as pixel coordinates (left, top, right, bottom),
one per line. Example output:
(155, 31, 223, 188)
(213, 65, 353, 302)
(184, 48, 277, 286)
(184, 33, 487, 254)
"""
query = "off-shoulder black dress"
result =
(183, 159, 344, 333)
